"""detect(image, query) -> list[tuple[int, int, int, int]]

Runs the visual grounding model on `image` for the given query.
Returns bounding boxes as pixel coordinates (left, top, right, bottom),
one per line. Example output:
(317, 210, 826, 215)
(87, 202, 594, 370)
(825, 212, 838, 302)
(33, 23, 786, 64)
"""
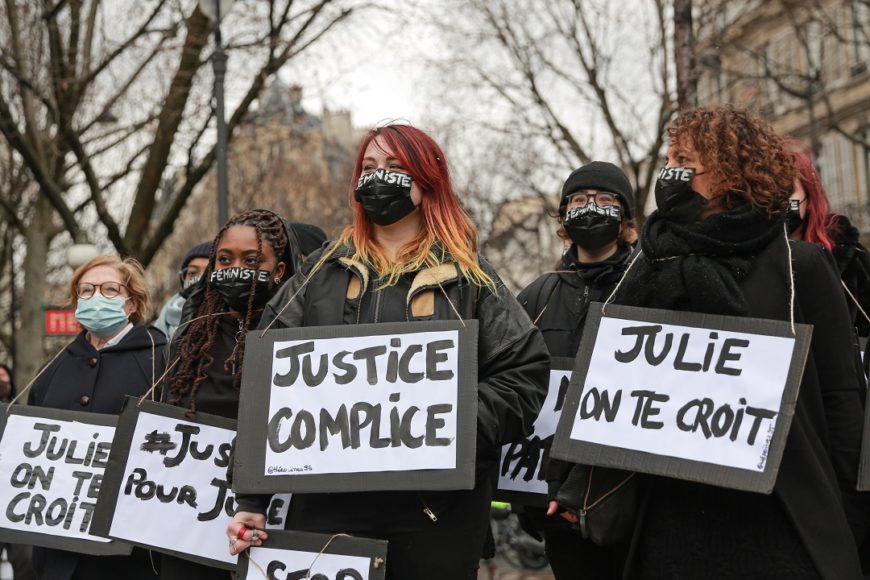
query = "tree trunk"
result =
(674, 0, 697, 113)
(17, 196, 55, 393)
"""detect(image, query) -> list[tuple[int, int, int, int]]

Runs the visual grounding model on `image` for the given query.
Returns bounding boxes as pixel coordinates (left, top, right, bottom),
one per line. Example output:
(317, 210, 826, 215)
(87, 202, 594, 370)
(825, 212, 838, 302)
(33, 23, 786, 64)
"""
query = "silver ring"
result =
(229, 538, 238, 546)
(252, 531, 260, 541)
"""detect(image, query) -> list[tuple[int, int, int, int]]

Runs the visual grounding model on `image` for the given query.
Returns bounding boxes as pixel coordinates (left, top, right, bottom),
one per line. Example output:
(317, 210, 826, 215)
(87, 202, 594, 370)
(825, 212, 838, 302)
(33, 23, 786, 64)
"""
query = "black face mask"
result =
(654, 166, 708, 223)
(564, 203, 622, 250)
(179, 275, 202, 299)
(208, 267, 276, 313)
(354, 169, 417, 226)
(785, 199, 804, 234)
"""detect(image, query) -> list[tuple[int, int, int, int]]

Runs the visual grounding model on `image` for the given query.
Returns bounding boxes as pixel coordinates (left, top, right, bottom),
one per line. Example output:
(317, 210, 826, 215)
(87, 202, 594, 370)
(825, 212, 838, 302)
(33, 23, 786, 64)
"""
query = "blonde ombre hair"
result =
(320, 124, 496, 291)
(68, 256, 151, 324)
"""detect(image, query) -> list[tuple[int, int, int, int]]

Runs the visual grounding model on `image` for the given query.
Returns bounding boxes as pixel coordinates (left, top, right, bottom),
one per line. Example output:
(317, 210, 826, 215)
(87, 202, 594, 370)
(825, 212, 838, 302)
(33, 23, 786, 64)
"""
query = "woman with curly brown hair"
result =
(159, 208, 305, 580)
(603, 106, 869, 579)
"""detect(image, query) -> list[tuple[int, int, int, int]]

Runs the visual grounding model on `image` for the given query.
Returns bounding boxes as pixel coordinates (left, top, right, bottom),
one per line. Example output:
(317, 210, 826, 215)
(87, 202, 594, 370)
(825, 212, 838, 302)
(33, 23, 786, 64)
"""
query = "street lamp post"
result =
(199, 0, 234, 229)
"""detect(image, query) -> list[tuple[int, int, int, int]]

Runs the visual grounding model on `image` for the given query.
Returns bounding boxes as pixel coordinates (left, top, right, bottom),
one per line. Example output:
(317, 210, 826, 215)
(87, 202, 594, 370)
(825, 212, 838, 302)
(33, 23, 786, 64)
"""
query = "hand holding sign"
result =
(228, 513, 267, 556)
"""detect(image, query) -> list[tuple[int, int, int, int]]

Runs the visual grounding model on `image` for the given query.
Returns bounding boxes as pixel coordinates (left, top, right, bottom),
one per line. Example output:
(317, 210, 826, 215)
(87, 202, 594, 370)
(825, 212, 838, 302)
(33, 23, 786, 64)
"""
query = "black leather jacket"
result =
(236, 242, 550, 530)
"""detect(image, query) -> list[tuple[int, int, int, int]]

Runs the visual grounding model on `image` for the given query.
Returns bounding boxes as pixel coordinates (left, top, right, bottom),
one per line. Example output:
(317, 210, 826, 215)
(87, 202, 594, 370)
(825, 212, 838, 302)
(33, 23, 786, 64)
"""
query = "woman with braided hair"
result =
(160, 208, 302, 579)
(227, 123, 549, 579)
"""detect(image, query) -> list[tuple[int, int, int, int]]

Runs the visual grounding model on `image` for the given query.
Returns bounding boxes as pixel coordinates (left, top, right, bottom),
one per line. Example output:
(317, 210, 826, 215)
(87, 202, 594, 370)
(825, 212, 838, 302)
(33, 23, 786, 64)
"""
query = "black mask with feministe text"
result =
(785, 199, 804, 234)
(655, 166, 708, 223)
(354, 169, 417, 226)
(564, 203, 622, 250)
(208, 267, 276, 313)
(179, 274, 202, 299)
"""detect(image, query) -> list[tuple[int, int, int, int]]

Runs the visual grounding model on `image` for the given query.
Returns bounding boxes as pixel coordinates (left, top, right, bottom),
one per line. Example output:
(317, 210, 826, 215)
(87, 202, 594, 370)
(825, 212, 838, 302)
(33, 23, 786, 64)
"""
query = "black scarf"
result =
(614, 203, 784, 316)
(562, 242, 633, 288)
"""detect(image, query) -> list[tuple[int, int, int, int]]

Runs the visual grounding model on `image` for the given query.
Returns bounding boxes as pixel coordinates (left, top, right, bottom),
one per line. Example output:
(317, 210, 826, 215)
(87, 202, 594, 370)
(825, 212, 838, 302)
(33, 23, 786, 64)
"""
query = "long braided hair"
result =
(168, 209, 290, 416)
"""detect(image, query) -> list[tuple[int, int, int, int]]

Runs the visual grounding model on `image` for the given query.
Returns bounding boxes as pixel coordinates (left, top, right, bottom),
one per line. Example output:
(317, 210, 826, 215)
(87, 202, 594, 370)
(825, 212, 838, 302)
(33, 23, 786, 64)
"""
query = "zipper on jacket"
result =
(230, 319, 244, 375)
(373, 280, 383, 323)
(578, 466, 635, 540)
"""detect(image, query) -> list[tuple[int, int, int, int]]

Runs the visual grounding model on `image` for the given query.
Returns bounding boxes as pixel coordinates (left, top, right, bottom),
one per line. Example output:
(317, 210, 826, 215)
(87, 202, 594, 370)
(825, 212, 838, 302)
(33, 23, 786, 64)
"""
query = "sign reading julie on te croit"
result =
(234, 320, 479, 494)
(550, 303, 812, 494)
(496, 358, 574, 507)
(0, 405, 129, 556)
(90, 398, 290, 570)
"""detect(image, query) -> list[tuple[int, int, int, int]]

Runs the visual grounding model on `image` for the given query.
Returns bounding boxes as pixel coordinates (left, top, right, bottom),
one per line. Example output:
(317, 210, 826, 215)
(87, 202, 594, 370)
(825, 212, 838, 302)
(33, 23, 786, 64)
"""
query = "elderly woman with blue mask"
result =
(28, 255, 165, 580)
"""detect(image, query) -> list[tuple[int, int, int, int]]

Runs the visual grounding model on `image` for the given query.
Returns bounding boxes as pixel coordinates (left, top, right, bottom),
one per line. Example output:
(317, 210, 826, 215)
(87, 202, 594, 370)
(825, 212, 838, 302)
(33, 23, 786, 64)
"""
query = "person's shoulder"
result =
(518, 271, 562, 300)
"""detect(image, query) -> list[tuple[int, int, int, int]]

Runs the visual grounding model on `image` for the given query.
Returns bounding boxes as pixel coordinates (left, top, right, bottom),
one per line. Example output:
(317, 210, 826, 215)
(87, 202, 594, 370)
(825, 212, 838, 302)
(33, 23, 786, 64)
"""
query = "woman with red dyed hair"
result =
(228, 123, 549, 579)
(788, 150, 870, 336)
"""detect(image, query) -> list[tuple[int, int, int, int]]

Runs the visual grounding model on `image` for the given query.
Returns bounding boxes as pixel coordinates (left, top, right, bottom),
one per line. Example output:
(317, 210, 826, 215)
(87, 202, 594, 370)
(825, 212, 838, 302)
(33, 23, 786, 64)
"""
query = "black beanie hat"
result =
(180, 241, 213, 271)
(559, 161, 635, 219)
(291, 223, 328, 256)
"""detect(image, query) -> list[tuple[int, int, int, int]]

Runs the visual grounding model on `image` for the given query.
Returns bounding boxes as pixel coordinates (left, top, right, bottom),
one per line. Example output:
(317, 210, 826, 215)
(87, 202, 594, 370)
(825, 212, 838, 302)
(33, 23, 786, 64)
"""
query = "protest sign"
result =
(496, 358, 574, 507)
(234, 320, 478, 494)
(0, 405, 129, 555)
(238, 530, 387, 580)
(91, 398, 290, 569)
(550, 303, 812, 494)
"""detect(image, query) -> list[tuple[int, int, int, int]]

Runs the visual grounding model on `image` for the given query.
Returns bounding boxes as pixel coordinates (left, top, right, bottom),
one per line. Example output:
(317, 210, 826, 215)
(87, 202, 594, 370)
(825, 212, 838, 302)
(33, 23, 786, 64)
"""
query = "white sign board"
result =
(0, 406, 129, 555)
(237, 531, 387, 580)
(235, 321, 478, 493)
(551, 304, 812, 493)
(496, 360, 573, 505)
(90, 399, 290, 569)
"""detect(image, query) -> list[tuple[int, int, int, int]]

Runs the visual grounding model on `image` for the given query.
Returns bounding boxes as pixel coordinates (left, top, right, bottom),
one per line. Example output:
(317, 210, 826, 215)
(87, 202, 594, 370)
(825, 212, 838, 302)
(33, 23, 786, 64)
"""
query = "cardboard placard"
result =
(234, 320, 479, 494)
(495, 358, 574, 507)
(90, 398, 290, 569)
(0, 405, 130, 555)
(550, 303, 812, 494)
(238, 530, 388, 580)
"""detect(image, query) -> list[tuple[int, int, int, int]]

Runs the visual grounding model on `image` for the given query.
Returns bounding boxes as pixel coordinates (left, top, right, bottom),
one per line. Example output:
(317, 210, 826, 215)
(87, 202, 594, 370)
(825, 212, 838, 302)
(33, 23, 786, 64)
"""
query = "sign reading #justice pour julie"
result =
(234, 321, 478, 494)
(550, 303, 812, 494)
(0, 406, 130, 556)
(90, 398, 290, 570)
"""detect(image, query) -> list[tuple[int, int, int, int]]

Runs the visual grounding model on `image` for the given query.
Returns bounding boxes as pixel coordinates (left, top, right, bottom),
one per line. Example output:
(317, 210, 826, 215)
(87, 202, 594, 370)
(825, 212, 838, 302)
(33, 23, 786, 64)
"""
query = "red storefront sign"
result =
(45, 309, 82, 335)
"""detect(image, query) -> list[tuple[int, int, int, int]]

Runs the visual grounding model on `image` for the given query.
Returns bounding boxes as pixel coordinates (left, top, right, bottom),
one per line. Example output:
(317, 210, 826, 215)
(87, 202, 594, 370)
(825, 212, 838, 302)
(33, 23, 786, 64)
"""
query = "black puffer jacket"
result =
(518, 243, 632, 359)
(236, 242, 549, 531)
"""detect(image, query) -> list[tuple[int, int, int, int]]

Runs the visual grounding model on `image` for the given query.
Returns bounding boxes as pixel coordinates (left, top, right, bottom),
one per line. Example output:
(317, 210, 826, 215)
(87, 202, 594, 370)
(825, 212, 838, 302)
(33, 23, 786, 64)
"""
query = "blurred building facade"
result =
(149, 80, 359, 304)
(696, 0, 870, 233)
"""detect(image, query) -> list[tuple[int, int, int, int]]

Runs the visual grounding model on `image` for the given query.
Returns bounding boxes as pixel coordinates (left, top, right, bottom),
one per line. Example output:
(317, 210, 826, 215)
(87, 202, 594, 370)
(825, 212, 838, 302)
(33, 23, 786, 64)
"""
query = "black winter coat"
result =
(517, 244, 632, 533)
(831, 214, 870, 337)
(625, 237, 869, 580)
(236, 242, 550, 532)
(28, 324, 166, 580)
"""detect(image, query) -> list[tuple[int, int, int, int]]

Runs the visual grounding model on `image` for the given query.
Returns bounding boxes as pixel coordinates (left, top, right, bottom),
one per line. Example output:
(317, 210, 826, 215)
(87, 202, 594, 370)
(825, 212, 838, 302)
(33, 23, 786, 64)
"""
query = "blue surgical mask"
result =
(75, 294, 130, 338)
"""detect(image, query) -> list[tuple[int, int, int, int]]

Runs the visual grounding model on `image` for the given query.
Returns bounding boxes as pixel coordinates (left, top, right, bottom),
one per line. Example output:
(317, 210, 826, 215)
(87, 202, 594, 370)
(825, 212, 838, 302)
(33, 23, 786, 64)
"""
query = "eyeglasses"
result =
(566, 192, 617, 207)
(178, 265, 206, 284)
(76, 282, 127, 299)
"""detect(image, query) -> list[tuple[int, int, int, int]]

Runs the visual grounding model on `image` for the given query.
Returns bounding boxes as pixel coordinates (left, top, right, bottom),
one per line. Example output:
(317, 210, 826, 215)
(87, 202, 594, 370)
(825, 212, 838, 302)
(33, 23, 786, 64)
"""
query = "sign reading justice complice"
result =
(550, 303, 812, 493)
(234, 321, 479, 494)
